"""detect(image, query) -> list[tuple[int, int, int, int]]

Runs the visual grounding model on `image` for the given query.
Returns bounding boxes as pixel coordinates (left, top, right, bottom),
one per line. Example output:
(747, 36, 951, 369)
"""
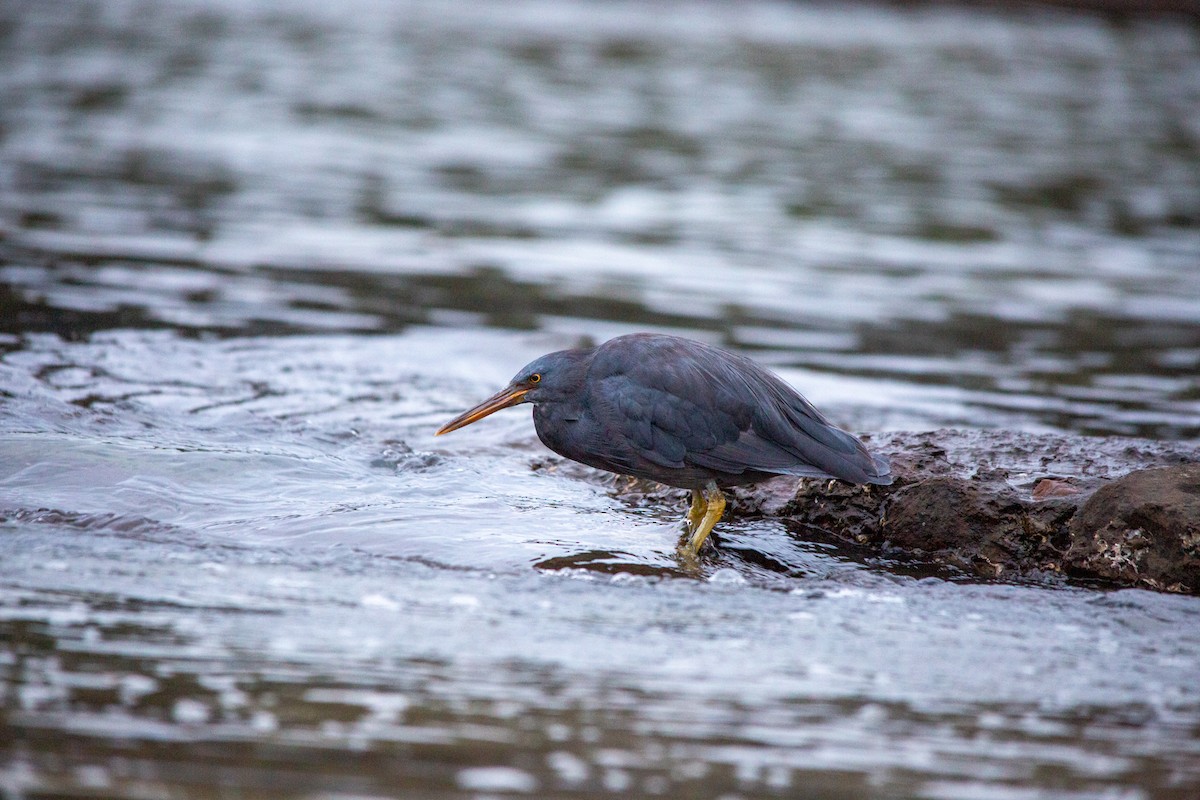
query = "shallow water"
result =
(2, 1, 1200, 798)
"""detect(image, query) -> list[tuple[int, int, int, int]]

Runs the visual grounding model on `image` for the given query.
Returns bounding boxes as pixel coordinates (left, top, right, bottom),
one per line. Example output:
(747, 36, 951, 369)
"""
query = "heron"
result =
(436, 333, 891, 556)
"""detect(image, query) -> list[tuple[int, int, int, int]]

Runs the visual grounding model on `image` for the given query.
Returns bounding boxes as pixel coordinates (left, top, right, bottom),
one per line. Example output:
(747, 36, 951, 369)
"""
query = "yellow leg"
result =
(684, 482, 725, 555)
(686, 489, 706, 532)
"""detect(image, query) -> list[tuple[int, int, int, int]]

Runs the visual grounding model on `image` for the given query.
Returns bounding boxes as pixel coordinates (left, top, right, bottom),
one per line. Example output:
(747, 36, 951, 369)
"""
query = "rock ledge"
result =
(732, 430, 1200, 594)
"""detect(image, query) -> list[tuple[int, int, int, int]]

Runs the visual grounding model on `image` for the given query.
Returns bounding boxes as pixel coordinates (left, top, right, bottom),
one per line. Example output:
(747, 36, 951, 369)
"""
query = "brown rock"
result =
(729, 430, 1200, 594)
(1065, 465, 1200, 593)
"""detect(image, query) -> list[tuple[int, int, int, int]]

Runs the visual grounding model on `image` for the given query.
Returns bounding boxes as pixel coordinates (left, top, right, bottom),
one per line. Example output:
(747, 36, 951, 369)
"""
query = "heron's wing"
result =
(594, 373, 715, 469)
(688, 431, 849, 479)
(588, 336, 888, 483)
(745, 376, 889, 483)
(678, 379, 872, 480)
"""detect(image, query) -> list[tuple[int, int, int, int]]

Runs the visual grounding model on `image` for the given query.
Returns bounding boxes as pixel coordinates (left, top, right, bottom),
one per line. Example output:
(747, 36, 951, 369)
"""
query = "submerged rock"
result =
(731, 430, 1200, 594)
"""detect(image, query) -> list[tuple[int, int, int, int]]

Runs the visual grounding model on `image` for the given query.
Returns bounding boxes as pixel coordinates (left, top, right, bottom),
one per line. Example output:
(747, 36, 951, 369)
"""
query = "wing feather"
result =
(584, 334, 890, 484)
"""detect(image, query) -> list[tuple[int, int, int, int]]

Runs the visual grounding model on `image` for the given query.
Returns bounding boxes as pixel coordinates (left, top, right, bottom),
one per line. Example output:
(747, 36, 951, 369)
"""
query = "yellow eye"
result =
(529, 373, 541, 384)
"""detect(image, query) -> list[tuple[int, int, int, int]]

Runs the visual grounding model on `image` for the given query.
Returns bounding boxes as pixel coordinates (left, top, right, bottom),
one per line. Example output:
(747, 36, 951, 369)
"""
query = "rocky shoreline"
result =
(730, 430, 1200, 595)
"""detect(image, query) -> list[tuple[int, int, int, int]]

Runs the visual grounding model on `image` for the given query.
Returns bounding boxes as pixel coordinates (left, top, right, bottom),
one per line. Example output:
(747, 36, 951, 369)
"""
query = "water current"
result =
(2, 1, 1199, 797)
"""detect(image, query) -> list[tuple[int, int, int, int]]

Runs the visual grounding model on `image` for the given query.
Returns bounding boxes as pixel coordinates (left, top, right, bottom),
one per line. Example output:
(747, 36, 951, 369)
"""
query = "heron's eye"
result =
(529, 373, 541, 384)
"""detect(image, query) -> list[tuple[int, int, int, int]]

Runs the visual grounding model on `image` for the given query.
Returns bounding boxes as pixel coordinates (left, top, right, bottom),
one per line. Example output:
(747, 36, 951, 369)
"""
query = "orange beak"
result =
(435, 386, 529, 435)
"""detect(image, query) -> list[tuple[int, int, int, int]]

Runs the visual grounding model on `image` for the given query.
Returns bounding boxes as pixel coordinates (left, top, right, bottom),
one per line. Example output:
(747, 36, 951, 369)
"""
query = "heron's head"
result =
(434, 349, 585, 436)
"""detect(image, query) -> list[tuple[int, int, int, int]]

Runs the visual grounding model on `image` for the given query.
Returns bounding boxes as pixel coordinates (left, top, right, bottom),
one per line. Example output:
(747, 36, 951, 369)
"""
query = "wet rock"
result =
(730, 430, 1200, 594)
(1032, 478, 1081, 500)
(1065, 465, 1200, 594)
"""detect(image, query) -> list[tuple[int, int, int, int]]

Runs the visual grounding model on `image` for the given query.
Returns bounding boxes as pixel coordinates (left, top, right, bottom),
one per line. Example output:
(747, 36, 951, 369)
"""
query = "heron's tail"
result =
(866, 452, 893, 485)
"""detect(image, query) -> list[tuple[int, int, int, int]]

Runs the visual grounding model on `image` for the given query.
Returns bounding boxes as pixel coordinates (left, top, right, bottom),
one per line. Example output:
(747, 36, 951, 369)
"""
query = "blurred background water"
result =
(1, 1, 1199, 798)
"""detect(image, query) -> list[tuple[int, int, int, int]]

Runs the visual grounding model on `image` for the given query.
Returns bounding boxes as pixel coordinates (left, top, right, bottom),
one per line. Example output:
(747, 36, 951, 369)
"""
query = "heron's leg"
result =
(686, 489, 706, 532)
(685, 482, 725, 555)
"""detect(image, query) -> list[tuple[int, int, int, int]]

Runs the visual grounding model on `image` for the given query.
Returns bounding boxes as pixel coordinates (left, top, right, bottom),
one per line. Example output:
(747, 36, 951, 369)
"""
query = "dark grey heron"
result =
(437, 333, 891, 555)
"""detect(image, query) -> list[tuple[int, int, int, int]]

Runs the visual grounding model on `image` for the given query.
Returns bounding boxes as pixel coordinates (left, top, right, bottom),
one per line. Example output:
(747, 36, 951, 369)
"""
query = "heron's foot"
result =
(674, 542, 703, 574)
(685, 488, 706, 531)
(678, 488, 708, 554)
(678, 482, 725, 558)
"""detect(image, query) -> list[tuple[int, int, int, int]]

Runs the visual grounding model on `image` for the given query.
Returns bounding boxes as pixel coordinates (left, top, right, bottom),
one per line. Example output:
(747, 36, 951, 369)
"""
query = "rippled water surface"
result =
(2, 1, 1199, 797)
